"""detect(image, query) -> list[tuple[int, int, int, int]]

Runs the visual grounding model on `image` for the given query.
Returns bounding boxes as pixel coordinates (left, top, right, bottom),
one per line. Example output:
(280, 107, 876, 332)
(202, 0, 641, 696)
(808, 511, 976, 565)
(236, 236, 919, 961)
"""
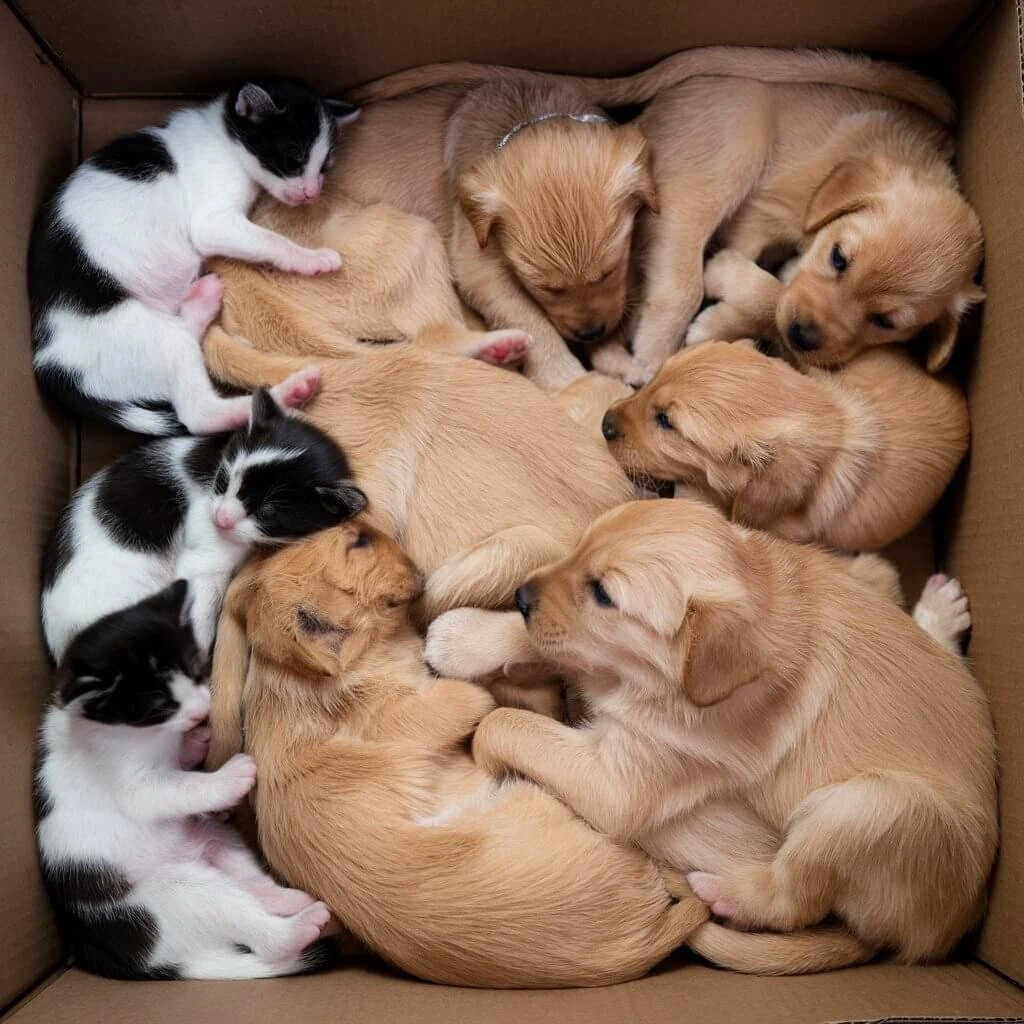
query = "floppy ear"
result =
(458, 168, 503, 248)
(234, 83, 282, 121)
(630, 135, 659, 214)
(728, 442, 815, 530)
(923, 284, 985, 372)
(676, 600, 764, 707)
(701, 436, 775, 500)
(207, 575, 255, 770)
(325, 98, 360, 125)
(804, 158, 885, 234)
(288, 606, 351, 677)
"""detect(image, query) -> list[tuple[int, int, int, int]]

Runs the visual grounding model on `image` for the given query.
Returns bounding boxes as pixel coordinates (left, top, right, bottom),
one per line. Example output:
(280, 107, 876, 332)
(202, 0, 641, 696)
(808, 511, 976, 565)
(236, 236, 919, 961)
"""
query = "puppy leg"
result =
(415, 323, 532, 366)
(685, 251, 784, 345)
(425, 609, 538, 679)
(913, 574, 971, 655)
(373, 679, 496, 748)
(450, 220, 586, 390)
(422, 526, 569, 620)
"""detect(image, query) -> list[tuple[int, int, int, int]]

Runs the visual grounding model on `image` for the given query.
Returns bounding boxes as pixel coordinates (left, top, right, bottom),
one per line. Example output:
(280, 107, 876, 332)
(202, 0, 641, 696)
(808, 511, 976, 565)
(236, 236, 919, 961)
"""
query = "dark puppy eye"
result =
(870, 312, 895, 329)
(655, 411, 673, 430)
(830, 243, 848, 274)
(349, 531, 372, 550)
(589, 579, 614, 608)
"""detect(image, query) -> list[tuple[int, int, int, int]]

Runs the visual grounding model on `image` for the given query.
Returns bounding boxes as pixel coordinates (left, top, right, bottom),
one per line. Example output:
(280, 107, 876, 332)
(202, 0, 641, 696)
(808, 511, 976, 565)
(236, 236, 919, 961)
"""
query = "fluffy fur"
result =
(35, 582, 330, 980)
(601, 341, 969, 551)
(206, 523, 708, 988)
(437, 501, 996, 973)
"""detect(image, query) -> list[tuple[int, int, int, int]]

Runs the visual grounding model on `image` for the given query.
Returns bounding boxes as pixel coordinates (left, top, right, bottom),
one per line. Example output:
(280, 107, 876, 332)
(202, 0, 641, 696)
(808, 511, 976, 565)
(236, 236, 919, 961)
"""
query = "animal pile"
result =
(29, 49, 995, 987)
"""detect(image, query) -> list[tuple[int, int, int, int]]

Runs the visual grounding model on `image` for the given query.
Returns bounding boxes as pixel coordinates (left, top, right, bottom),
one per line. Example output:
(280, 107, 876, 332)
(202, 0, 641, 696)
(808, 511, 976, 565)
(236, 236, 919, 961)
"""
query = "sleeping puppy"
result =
(349, 49, 973, 384)
(601, 341, 969, 551)
(464, 500, 996, 974)
(206, 522, 708, 988)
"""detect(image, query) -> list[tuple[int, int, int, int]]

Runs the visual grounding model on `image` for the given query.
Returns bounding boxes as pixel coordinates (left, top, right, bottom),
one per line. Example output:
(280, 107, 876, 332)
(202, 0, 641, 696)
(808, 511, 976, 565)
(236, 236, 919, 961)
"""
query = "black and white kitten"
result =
(42, 389, 367, 663)
(29, 78, 360, 435)
(35, 581, 332, 980)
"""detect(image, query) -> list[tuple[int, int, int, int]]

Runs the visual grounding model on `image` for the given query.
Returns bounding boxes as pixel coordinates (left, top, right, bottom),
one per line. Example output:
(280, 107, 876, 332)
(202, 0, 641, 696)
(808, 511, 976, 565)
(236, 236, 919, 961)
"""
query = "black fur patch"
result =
(182, 433, 232, 488)
(28, 201, 127, 340)
(90, 130, 176, 182)
(222, 78, 333, 179)
(94, 442, 189, 552)
(45, 860, 133, 906)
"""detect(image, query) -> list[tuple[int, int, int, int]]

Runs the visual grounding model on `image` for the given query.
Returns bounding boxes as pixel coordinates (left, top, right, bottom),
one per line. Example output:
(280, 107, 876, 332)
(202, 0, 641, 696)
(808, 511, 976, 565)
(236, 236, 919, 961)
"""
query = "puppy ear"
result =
(924, 284, 985, 372)
(676, 600, 763, 707)
(290, 606, 351, 676)
(804, 158, 885, 234)
(458, 169, 503, 248)
(631, 136, 659, 214)
(613, 129, 659, 214)
(702, 438, 773, 499)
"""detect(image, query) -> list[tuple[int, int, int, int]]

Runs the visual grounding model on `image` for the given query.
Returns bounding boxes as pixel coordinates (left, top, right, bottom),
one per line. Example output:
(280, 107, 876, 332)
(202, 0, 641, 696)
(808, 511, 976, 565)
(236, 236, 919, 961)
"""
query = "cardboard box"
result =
(2, 0, 1022, 1019)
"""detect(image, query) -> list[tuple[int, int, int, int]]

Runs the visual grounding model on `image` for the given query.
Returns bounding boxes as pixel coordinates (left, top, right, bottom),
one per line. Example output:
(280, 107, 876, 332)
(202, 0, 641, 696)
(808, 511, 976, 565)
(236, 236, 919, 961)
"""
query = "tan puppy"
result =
(347, 48, 968, 384)
(202, 328, 634, 620)
(206, 522, 709, 988)
(463, 501, 996, 973)
(601, 341, 969, 551)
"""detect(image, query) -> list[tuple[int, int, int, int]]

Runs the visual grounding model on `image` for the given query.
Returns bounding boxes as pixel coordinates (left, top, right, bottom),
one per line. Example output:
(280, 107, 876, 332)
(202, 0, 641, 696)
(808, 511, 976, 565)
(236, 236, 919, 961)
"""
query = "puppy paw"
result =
(687, 871, 738, 919)
(683, 310, 719, 347)
(702, 249, 755, 301)
(621, 356, 660, 390)
(271, 366, 321, 409)
(913, 574, 971, 653)
(425, 609, 514, 680)
(472, 329, 532, 366)
(471, 708, 520, 778)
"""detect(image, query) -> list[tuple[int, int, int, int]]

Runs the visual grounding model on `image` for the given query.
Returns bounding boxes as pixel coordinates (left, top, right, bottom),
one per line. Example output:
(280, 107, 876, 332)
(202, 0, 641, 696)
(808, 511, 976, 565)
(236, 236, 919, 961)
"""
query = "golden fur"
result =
(602, 341, 969, 551)
(202, 327, 634, 621)
(206, 523, 709, 988)
(435, 501, 996, 973)
(343, 48, 973, 385)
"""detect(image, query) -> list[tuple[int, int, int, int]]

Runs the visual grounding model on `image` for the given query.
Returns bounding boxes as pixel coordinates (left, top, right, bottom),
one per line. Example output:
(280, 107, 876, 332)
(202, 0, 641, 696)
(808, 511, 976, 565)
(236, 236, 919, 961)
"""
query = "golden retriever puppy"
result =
(600, 341, 969, 551)
(202, 327, 634, 621)
(206, 523, 709, 988)
(465, 500, 996, 974)
(347, 48, 967, 384)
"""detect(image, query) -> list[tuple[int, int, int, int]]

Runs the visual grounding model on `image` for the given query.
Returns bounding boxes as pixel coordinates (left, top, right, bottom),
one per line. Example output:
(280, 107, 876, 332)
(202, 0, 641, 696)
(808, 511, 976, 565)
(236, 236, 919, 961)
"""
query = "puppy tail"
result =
(203, 326, 312, 392)
(207, 573, 255, 771)
(687, 921, 875, 975)
(346, 48, 954, 127)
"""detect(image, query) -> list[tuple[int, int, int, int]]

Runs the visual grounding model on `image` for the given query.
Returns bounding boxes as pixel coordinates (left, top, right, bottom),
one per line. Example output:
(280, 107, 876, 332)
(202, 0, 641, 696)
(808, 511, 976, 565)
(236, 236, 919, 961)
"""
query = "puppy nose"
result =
(787, 320, 820, 351)
(601, 412, 619, 441)
(515, 583, 536, 621)
(574, 323, 607, 343)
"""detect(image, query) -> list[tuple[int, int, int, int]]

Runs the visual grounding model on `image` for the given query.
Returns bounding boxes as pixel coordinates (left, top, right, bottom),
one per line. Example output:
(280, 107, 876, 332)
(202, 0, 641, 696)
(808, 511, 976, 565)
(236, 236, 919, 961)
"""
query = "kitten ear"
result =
(325, 98, 360, 125)
(316, 482, 368, 520)
(56, 665, 112, 708)
(235, 83, 283, 122)
(151, 579, 191, 627)
(250, 388, 281, 427)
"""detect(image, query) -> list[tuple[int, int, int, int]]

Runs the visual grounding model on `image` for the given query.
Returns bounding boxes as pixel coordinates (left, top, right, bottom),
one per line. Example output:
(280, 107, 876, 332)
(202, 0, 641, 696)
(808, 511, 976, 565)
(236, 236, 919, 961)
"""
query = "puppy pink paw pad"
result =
(475, 330, 533, 366)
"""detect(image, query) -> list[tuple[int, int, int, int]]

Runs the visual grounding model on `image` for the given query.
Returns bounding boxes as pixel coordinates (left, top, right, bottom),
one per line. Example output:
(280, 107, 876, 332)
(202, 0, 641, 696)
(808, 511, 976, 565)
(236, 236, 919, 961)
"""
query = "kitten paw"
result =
(270, 367, 321, 410)
(181, 273, 224, 334)
(262, 887, 319, 917)
(280, 902, 332, 958)
(180, 723, 212, 770)
(473, 329, 532, 366)
(913, 574, 971, 652)
(285, 247, 343, 276)
(213, 753, 257, 807)
(687, 872, 738, 919)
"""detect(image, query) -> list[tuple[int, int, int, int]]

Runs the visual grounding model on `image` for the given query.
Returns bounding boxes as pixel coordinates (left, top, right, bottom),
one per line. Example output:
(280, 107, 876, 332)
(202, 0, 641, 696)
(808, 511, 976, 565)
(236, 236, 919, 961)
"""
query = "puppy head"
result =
(240, 520, 423, 678)
(601, 342, 799, 500)
(515, 499, 768, 708)
(458, 122, 656, 344)
(779, 156, 984, 371)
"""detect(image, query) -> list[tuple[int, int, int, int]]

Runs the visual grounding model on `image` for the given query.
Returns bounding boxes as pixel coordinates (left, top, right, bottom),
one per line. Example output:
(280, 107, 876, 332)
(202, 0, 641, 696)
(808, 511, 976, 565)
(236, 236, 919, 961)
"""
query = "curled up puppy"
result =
(600, 341, 968, 551)
(207, 522, 708, 988)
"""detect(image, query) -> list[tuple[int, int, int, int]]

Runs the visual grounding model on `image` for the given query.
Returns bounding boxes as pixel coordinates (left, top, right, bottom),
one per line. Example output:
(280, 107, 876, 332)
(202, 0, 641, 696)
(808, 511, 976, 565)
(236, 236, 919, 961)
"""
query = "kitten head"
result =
(212, 389, 367, 545)
(55, 580, 210, 731)
(223, 77, 359, 206)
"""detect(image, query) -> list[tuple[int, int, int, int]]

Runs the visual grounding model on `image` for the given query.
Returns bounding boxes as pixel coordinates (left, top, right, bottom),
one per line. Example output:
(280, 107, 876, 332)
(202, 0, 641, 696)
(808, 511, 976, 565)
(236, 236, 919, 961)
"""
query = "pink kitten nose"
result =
(214, 507, 238, 531)
(299, 179, 322, 202)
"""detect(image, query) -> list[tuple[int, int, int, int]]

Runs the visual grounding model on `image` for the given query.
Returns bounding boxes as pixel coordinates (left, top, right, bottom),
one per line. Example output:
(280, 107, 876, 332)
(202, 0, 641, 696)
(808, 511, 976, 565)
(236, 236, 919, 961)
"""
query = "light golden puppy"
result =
(348, 48, 971, 384)
(601, 341, 969, 551)
(463, 501, 996, 973)
(207, 522, 709, 988)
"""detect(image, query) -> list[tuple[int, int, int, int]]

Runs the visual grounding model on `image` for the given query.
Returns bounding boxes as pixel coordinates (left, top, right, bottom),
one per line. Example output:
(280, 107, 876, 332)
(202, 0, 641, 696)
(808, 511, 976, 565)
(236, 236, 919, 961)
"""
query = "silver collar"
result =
(496, 111, 613, 150)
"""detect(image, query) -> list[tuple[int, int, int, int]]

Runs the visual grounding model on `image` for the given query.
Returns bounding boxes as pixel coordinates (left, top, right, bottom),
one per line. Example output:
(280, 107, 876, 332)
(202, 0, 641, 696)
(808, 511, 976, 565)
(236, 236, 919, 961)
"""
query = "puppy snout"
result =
(787, 319, 820, 352)
(515, 583, 536, 621)
(574, 323, 607, 343)
(601, 412, 619, 441)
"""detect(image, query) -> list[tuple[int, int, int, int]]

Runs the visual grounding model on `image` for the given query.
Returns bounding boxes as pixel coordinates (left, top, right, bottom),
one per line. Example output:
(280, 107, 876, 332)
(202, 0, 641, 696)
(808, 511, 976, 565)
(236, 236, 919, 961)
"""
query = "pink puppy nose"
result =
(214, 507, 238, 531)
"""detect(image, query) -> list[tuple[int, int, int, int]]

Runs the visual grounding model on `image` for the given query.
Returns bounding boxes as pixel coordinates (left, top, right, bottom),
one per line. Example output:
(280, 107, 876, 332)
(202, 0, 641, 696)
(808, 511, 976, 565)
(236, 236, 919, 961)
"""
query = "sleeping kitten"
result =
(42, 389, 366, 662)
(35, 581, 333, 980)
(29, 77, 360, 435)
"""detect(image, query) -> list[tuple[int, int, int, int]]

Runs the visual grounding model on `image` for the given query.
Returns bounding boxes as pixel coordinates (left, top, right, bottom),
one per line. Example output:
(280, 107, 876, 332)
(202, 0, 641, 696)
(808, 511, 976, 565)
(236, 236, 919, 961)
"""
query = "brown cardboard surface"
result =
(0, 3, 77, 1008)
(19, 0, 979, 96)
(948, 0, 1024, 985)
(8, 960, 1024, 1024)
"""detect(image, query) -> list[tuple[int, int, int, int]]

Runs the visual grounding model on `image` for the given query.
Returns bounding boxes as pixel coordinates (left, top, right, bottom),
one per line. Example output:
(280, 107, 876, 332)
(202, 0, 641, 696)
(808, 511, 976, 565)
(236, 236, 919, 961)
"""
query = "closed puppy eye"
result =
(349, 531, 372, 550)
(830, 243, 848, 274)
(655, 410, 673, 430)
(544, 285, 567, 296)
(870, 312, 895, 329)
(589, 578, 615, 608)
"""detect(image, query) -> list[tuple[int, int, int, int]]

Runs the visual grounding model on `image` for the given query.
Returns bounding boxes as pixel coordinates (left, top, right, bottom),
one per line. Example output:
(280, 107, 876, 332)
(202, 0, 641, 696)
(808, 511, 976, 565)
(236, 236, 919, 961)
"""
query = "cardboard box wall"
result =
(1, 0, 1022, 1020)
